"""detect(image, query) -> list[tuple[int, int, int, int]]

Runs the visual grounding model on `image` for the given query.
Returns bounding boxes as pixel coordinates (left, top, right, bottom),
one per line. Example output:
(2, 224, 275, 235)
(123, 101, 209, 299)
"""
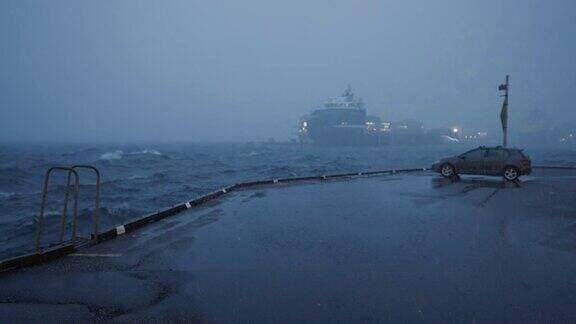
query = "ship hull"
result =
(306, 126, 366, 146)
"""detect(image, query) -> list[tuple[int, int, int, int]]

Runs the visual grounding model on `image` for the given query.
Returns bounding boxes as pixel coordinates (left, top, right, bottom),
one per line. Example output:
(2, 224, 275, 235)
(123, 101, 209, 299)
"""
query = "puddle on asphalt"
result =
(242, 190, 267, 202)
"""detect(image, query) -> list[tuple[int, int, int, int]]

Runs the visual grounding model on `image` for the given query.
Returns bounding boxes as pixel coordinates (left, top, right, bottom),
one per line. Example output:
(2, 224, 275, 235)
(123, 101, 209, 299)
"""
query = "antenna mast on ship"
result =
(344, 83, 353, 99)
(498, 75, 510, 147)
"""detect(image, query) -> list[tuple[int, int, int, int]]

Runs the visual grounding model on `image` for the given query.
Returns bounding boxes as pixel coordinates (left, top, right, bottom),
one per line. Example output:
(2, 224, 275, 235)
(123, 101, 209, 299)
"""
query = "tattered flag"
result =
(498, 84, 507, 91)
(500, 100, 508, 131)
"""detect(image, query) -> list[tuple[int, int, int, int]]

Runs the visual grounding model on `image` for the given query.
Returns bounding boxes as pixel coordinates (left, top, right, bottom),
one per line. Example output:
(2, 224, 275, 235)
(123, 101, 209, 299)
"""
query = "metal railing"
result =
(35, 165, 102, 253)
(35, 167, 80, 253)
(66, 165, 101, 242)
(533, 165, 576, 170)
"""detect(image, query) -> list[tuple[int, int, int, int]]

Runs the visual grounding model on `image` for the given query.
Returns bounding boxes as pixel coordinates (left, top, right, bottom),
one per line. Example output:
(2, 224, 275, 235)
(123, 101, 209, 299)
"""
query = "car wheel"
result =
(440, 163, 456, 177)
(503, 166, 519, 181)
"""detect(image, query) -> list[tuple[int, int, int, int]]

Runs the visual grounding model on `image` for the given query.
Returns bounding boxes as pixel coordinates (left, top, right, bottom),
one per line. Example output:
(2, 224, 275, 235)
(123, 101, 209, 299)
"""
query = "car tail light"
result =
(521, 159, 531, 167)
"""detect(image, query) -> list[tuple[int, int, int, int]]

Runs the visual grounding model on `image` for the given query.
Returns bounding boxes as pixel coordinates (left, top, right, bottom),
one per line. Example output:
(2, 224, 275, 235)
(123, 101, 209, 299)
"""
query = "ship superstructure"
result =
(299, 85, 385, 145)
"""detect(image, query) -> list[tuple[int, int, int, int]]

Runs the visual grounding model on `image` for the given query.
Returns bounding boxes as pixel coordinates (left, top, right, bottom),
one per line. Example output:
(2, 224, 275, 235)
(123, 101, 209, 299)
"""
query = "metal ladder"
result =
(35, 165, 101, 253)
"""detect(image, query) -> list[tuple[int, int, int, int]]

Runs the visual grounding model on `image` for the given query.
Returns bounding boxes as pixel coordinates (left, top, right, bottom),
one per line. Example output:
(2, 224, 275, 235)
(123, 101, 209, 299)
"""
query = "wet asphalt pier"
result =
(1, 170, 576, 322)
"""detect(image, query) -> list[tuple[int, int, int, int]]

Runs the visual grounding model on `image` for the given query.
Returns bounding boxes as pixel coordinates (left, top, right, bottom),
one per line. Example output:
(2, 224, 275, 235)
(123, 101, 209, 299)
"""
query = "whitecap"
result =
(0, 192, 15, 199)
(128, 149, 163, 156)
(99, 150, 124, 160)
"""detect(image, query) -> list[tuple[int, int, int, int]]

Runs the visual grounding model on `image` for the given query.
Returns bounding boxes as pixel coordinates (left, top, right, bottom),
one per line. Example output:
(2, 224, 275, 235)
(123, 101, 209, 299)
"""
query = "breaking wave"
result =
(0, 191, 15, 199)
(129, 149, 163, 156)
(99, 149, 163, 160)
(99, 150, 124, 160)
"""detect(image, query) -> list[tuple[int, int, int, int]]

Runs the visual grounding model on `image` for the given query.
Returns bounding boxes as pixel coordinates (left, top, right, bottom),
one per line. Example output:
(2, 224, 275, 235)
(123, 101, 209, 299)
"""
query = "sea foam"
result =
(99, 150, 124, 160)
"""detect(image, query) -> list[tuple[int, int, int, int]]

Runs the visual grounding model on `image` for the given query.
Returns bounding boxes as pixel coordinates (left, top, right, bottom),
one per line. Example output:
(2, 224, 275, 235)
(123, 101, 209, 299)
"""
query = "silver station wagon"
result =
(432, 146, 532, 181)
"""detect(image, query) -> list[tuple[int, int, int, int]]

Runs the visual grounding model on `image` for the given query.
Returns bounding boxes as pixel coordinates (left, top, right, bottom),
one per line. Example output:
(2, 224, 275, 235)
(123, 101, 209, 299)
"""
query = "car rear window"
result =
(509, 149, 526, 158)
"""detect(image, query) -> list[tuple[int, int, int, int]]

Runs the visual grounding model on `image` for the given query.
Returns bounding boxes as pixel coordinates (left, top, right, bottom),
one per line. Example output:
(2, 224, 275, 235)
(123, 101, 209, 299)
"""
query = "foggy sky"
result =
(1, 0, 575, 142)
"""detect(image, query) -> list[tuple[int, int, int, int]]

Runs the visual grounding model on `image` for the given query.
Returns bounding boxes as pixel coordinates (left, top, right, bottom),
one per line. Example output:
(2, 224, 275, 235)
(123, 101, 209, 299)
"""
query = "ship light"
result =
(453, 128, 459, 133)
(303, 121, 308, 128)
(381, 122, 391, 131)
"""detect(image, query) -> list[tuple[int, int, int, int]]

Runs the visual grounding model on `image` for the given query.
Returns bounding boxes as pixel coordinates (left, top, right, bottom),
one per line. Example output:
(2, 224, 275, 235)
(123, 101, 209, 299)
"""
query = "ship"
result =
(299, 85, 387, 145)
(298, 85, 473, 146)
